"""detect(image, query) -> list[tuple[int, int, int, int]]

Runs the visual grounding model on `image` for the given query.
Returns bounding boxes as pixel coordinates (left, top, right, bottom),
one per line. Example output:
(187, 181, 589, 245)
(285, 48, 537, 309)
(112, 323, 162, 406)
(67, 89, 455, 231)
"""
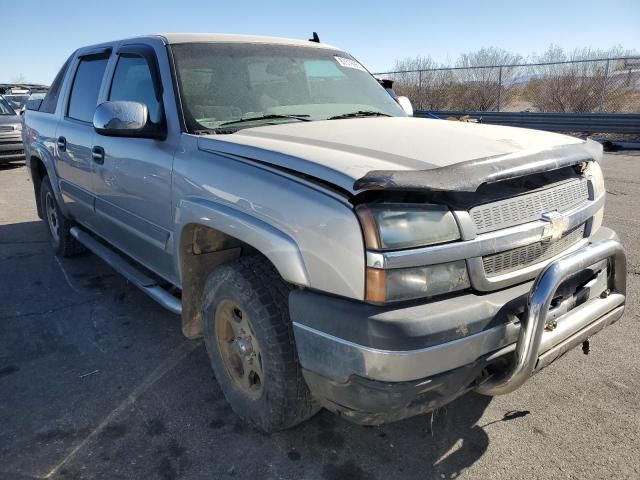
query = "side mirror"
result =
(397, 96, 414, 116)
(93, 101, 165, 139)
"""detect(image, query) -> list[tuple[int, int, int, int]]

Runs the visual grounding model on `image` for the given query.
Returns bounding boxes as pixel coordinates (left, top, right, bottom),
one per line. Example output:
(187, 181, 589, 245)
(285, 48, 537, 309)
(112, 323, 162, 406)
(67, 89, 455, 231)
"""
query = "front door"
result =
(91, 43, 176, 281)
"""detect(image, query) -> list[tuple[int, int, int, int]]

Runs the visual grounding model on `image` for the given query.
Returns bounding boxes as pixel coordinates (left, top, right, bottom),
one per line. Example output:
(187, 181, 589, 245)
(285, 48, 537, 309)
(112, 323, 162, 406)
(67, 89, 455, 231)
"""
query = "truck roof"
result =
(72, 33, 341, 58)
(156, 33, 338, 49)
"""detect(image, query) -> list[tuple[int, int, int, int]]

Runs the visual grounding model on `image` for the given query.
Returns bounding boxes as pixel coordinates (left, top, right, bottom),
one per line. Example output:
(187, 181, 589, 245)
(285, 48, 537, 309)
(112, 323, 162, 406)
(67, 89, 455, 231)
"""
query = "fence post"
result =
(496, 66, 503, 112)
(599, 59, 610, 112)
(418, 70, 423, 110)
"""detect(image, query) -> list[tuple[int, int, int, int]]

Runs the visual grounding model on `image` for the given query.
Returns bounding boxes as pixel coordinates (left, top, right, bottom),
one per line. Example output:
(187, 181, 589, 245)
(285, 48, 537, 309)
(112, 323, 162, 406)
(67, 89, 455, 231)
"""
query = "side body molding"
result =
(175, 196, 310, 287)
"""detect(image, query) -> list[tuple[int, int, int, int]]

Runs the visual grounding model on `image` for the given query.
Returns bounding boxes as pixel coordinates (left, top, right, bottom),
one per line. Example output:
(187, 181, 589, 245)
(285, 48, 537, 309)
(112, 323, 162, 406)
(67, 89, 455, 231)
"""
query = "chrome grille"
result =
(0, 125, 15, 132)
(483, 224, 586, 277)
(470, 179, 589, 234)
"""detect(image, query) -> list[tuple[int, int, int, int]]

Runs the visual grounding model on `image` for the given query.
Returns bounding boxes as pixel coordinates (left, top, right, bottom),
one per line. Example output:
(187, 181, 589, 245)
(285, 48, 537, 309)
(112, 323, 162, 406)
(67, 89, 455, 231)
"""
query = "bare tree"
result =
(452, 48, 523, 111)
(386, 48, 522, 111)
(386, 56, 453, 110)
(10, 73, 27, 84)
(385, 45, 638, 113)
(524, 45, 637, 112)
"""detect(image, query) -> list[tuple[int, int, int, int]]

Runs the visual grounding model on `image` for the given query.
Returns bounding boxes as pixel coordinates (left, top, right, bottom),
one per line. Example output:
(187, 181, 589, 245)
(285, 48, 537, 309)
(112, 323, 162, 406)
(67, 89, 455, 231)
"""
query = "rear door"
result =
(91, 41, 178, 281)
(54, 48, 111, 226)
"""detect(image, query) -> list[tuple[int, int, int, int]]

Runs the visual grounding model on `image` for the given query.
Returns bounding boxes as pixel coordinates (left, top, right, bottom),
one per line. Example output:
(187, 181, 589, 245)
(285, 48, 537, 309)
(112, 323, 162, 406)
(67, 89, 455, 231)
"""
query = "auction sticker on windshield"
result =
(334, 56, 367, 72)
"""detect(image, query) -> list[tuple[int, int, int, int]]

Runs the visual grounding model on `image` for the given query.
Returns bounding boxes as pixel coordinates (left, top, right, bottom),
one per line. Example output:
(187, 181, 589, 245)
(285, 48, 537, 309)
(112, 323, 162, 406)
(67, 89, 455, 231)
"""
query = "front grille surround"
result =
(470, 179, 589, 234)
(482, 224, 587, 277)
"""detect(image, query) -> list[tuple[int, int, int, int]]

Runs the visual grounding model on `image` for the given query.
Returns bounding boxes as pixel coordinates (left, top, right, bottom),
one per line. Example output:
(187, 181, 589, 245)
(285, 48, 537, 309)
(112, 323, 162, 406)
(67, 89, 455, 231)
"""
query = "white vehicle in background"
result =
(376, 77, 413, 115)
(0, 85, 49, 115)
(1, 87, 30, 112)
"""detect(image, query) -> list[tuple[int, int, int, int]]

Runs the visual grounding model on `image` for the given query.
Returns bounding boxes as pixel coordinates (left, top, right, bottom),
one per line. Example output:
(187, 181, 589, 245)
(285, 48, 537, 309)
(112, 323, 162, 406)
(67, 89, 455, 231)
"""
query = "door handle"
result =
(91, 146, 105, 165)
(57, 136, 66, 152)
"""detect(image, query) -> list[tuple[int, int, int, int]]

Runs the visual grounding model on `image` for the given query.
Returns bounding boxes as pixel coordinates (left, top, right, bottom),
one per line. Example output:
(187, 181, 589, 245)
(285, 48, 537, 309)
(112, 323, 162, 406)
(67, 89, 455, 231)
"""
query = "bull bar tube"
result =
(476, 239, 626, 396)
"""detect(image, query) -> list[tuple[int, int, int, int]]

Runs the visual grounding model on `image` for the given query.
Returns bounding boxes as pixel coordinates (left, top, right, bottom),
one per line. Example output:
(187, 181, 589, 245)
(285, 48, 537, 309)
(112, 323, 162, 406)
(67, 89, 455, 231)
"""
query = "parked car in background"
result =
(1, 88, 30, 112)
(23, 33, 626, 432)
(0, 96, 25, 164)
(377, 77, 413, 115)
(0, 84, 49, 114)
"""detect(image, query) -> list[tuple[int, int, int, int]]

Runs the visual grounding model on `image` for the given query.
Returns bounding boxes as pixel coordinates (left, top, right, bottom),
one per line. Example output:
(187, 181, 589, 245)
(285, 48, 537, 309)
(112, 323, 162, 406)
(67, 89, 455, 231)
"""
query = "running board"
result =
(70, 227, 182, 315)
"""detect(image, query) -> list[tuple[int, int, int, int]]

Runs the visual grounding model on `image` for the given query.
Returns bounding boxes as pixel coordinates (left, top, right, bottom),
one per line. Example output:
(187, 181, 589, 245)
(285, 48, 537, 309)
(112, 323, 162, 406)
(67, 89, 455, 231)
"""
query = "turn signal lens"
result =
(366, 261, 470, 303)
(585, 161, 605, 197)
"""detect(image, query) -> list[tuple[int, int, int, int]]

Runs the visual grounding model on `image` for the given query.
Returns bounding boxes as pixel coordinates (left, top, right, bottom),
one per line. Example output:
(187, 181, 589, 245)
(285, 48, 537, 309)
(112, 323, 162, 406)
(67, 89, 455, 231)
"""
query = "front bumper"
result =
(291, 228, 626, 424)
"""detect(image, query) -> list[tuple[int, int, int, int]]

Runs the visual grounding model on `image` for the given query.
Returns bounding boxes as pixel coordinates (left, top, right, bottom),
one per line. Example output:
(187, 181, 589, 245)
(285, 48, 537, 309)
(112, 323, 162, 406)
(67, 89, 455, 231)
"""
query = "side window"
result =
(40, 56, 72, 114)
(109, 55, 162, 124)
(67, 56, 109, 122)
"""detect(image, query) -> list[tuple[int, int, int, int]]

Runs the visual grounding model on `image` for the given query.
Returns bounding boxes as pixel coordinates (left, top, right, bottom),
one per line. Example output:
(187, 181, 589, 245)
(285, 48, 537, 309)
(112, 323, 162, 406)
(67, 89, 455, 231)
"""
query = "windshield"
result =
(0, 96, 16, 115)
(171, 43, 405, 132)
(4, 95, 29, 110)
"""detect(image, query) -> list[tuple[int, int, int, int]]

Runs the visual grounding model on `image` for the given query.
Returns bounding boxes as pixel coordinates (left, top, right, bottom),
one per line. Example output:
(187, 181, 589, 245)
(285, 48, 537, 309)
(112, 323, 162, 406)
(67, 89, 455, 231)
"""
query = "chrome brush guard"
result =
(476, 239, 626, 396)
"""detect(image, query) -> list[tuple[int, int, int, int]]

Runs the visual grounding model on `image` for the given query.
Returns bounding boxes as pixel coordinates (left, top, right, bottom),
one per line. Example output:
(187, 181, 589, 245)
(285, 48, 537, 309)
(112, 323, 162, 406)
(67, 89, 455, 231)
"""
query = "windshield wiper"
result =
(217, 114, 312, 128)
(327, 110, 392, 120)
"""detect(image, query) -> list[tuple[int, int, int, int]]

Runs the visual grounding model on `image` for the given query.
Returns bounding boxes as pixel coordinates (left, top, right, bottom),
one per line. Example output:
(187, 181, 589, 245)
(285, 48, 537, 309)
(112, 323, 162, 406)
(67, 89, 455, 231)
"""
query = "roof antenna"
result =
(309, 32, 320, 43)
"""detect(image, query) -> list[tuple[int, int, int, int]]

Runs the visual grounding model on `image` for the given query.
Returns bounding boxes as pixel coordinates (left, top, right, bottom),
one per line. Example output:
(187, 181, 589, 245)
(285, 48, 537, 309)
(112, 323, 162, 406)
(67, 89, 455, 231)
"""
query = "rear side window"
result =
(109, 55, 162, 124)
(40, 56, 71, 114)
(67, 57, 108, 122)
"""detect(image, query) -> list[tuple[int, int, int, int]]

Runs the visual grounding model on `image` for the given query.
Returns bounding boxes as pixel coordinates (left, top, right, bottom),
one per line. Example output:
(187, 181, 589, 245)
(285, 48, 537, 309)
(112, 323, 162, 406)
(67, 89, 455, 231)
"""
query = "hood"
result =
(197, 117, 592, 194)
(0, 114, 21, 127)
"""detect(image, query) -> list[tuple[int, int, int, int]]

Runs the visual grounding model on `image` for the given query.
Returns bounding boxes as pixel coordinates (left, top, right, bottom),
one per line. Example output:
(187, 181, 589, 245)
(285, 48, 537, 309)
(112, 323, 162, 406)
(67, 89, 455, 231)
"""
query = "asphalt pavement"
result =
(0, 152, 638, 480)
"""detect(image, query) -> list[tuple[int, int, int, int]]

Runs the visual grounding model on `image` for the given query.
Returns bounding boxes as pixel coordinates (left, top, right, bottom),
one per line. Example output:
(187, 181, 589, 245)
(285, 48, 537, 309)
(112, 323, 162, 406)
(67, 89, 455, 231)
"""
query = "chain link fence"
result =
(376, 57, 640, 113)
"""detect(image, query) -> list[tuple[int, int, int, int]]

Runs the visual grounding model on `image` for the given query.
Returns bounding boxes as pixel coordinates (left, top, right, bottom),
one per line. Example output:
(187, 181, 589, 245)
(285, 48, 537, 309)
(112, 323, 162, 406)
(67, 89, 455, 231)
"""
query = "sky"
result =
(2, 0, 639, 84)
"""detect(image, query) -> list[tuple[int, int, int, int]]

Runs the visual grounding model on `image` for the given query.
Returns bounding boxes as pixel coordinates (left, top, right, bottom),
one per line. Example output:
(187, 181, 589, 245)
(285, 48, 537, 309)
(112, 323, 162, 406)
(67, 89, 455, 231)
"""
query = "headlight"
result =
(366, 261, 470, 302)
(357, 203, 467, 302)
(356, 203, 461, 250)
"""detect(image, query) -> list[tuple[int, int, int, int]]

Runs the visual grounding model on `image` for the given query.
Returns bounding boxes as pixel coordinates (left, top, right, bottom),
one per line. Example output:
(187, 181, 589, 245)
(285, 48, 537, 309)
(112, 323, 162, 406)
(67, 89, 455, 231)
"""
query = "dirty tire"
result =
(40, 176, 85, 257)
(202, 256, 320, 432)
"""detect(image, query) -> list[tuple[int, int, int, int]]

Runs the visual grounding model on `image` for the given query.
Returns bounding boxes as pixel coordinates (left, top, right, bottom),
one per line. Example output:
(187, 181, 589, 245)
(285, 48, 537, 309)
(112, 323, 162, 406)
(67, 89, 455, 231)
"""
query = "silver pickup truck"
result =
(23, 33, 626, 432)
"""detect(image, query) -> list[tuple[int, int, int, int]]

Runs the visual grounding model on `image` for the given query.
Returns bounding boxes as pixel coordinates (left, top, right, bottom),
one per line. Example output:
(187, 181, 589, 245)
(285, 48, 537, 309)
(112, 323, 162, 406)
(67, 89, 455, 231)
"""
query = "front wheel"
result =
(201, 256, 319, 432)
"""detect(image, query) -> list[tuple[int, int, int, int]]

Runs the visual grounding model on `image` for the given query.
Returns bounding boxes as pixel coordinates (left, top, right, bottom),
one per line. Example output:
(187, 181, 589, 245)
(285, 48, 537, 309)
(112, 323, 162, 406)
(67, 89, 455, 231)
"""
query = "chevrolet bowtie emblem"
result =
(540, 211, 569, 243)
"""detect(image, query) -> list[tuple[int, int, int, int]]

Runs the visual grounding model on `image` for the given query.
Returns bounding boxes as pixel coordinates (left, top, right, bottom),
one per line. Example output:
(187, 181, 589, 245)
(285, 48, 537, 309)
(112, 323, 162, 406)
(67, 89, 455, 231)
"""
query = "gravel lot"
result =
(1, 152, 638, 480)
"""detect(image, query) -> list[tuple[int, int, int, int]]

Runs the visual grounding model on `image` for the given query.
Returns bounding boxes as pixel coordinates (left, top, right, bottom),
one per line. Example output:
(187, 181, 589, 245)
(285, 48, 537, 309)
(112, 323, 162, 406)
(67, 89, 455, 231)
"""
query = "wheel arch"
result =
(175, 197, 310, 339)
(29, 154, 50, 219)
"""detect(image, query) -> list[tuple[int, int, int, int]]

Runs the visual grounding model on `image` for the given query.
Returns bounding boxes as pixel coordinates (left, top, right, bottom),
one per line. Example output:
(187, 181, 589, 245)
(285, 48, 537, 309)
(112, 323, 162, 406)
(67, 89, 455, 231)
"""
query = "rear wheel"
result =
(40, 176, 85, 257)
(201, 256, 319, 432)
